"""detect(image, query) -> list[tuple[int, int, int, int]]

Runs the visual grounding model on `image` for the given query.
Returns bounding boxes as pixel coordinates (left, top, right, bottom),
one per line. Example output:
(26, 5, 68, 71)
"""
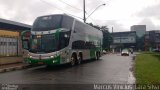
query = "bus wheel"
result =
(70, 55, 76, 66)
(77, 54, 82, 65)
(96, 52, 100, 60)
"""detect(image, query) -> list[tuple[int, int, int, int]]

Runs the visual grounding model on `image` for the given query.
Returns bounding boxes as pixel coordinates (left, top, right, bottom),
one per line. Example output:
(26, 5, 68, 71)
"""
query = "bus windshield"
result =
(30, 34, 57, 53)
(32, 15, 62, 31)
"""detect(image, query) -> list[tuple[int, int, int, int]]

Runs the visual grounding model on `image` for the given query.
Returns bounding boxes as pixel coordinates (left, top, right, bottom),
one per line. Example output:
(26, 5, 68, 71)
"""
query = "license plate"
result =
(38, 62, 44, 65)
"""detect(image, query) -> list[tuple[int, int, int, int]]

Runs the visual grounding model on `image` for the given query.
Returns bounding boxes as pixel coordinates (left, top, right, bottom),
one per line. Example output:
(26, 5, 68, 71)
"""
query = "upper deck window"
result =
(32, 15, 62, 31)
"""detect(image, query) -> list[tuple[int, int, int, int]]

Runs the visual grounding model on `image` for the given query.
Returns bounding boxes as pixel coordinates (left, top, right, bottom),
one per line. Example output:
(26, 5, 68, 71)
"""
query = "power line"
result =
(39, 0, 83, 21)
(58, 0, 82, 11)
(89, 17, 98, 25)
(39, 0, 100, 24)
(99, 0, 106, 4)
(101, 0, 112, 5)
(65, 13, 83, 20)
(40, 0, 68, 12)
(85, 12, 98, 25)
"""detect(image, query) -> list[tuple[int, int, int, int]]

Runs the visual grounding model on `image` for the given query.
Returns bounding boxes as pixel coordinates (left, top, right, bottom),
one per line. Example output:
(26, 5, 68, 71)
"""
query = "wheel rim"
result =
(71, 57, 75, 66)
(95, 53, 99, 60)
(98, 53, 100, 59)
(95, 53, 97, 60)
(77, 56, 81, 64)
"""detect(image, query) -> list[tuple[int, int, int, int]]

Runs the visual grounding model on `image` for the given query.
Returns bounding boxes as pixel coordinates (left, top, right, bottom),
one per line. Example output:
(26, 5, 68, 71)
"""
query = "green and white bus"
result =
(24, 14, 103, 66)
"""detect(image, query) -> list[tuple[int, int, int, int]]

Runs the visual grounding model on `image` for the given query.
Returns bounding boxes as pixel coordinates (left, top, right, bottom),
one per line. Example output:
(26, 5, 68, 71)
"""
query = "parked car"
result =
(103, 50, 107, 54)
(121, 49, 129, 56)
(152, 49, 160, 52)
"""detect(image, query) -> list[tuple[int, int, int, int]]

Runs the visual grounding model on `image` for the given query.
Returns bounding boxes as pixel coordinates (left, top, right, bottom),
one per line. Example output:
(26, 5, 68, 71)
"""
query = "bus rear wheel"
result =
(70, 55, 76, 66)
(96, 52, 100, 60)
(77, 54, 82, 65)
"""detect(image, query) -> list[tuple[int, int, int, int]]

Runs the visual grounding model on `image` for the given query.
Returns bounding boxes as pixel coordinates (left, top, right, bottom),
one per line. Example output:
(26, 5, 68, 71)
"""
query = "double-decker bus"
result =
(24, 14, 103, 66)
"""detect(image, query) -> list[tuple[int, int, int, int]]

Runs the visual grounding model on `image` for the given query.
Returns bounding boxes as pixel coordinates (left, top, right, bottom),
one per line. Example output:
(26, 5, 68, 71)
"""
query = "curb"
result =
(0, 64, 31, 73)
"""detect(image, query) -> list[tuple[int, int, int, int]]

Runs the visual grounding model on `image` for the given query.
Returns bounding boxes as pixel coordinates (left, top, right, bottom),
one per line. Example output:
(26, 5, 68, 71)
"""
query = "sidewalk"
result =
(0, 63, 30, 73)
(0, 63, 23, 69)
(0, 57, 23, 65)
(0, 57, 30, 73)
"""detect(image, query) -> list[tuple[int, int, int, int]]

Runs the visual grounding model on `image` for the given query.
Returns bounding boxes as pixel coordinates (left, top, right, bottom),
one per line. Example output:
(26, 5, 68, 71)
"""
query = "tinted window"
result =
(72, 41, 96, 49)
(61, 15, 74, 29)
(85, 41, 95, 49)
(22, 40, 29, 49)
(72, 40, 85, 49)
(59, 31, 71, 49)
(30, 34, 57, 53)
(32, 15, 62, 31)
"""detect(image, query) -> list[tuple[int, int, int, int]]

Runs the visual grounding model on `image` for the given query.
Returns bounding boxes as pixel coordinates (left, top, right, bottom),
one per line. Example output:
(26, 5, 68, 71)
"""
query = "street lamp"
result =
(86, 4, 106, 20)
(83, 0, 106, 23)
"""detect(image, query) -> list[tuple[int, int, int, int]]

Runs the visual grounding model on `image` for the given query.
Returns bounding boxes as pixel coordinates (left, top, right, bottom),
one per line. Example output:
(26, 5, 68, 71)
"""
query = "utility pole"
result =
(83, 0, 86, 23)
(83, 0, 105, 23)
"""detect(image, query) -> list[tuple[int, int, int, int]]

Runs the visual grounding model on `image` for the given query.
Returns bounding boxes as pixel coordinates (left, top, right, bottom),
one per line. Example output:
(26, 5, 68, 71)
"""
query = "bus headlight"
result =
(50, 56, 54, 58)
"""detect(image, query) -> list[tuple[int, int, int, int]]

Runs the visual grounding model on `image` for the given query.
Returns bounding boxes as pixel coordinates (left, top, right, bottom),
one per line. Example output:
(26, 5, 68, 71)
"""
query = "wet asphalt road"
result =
(0, 54, 135, 84)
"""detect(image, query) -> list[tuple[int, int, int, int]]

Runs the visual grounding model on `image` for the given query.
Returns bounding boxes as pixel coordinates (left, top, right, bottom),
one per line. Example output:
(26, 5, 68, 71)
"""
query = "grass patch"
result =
(135, 52, 160, 84)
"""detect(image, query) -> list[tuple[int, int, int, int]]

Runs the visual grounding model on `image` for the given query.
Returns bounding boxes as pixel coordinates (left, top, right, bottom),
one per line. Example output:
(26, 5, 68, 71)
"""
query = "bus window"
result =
(21, 30, 31, 50)
(22, 40, 29, 50)
(59, 31, 70, 49)
(72, 40, 85, 49)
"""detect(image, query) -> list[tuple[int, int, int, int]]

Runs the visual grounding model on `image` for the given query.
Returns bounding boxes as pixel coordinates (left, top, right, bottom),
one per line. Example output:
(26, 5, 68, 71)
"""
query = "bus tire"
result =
(96, 52, 100, 60)
(77, 53, 82, 65)
(70, 54, 76, 66)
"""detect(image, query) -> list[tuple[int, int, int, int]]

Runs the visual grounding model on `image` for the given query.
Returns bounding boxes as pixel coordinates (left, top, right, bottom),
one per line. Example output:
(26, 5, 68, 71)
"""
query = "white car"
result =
(103, 50, 107, 54)
(121, 49, 129, 56)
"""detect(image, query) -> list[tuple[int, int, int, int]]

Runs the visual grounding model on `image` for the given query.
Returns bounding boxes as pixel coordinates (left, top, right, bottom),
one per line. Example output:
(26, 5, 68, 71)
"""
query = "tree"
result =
(100, 26, 112, 50)
(87, 23, 101, 30)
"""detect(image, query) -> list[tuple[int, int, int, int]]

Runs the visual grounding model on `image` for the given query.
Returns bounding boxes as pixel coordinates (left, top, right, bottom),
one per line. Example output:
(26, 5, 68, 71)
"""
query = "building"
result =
(131, 25, 146, 38)
(131, 25, 147, 51)
(0, 18, 31, 56)
(0, 18, 31, 31)
(111, 31, 136, 52)
(110, 25, 160, 52)
(145, 30, 160, 51)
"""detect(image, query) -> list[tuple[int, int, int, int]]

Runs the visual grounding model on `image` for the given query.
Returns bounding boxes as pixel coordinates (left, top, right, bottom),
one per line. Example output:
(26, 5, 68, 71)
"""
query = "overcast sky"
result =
(0, 0, 160, 32)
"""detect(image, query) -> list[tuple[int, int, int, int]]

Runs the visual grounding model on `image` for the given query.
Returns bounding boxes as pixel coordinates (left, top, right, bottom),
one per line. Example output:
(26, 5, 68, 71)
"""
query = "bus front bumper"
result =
(24, 56, 61, 65)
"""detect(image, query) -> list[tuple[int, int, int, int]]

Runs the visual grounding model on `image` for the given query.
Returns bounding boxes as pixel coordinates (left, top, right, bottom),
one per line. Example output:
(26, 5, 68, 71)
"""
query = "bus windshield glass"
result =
(32, 15, 62, 31)
(30, 34, 57, 53)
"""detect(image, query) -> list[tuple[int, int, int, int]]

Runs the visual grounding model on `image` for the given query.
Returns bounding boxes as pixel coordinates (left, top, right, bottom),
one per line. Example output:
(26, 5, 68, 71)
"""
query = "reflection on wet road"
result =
(0, 54, 135, 84)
